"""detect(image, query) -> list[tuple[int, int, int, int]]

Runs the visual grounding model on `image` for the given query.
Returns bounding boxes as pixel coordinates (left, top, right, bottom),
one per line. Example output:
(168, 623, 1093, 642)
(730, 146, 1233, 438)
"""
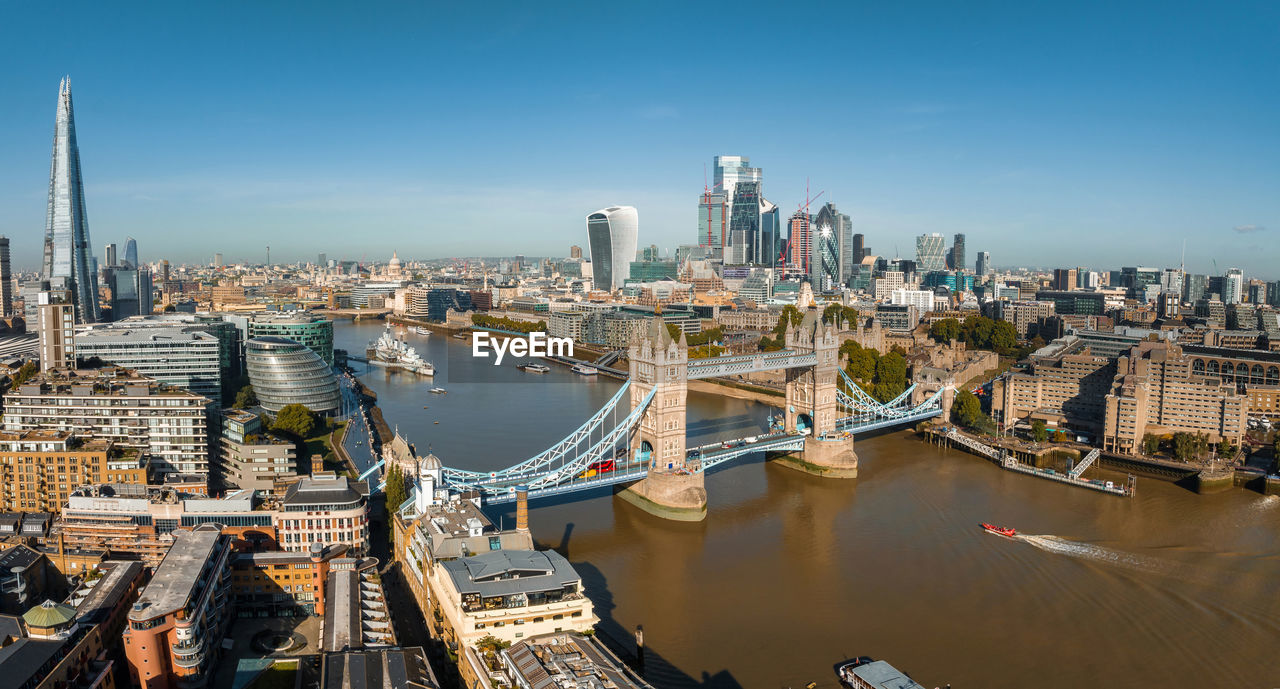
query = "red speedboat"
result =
(980, 522, 1017, 537)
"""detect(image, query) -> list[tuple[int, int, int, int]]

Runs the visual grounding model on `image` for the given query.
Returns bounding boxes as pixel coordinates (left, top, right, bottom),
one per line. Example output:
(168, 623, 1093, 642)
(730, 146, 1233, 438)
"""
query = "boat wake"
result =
(1014, 534, 1198, 582)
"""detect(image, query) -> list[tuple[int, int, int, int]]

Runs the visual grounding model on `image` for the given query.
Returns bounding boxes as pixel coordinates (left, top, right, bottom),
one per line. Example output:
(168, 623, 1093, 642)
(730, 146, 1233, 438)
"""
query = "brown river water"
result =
(337, 321, 1280, 689)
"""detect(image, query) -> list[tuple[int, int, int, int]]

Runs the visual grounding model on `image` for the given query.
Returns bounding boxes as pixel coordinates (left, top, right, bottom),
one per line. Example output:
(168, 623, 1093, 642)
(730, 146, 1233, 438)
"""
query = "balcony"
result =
(172, 637, 204, 657)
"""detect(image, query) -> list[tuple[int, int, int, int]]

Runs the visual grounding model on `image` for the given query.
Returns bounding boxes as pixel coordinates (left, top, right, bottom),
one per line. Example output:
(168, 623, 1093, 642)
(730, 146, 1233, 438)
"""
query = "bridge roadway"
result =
(481, 432, 809, 505)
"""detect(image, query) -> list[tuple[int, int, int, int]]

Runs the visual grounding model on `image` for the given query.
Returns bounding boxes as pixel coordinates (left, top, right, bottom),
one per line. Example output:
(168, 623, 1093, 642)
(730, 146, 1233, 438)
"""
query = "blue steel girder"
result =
(442, 384, 658, 496)
(687, 350, 818, 380)
(441, 380, 633, 483)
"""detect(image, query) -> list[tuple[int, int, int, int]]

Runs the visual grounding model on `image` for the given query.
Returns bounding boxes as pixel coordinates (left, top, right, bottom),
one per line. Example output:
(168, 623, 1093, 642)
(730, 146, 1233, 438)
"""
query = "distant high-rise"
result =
(41, 77, 99, 323)
(713, 155, 761, 206)
(814, 202, 852, 284)
(975, 251, 991, 276)
(214, 253, 224, 267)
(1052, 268, 1078, 291)
(760, 200, 781, 268)
(915, 233, 946, 272)
(810, 222, 840, 292)
(585, 206, 639, 291)
(728, 181, 762, 265)
(951, 234, 966, 272)
(569, 245, 582, 259)
(852, 233, 866, 263)
(105, 243, 117, 268)
(37, 290, 76, 372)
(317, 252, 327, 267)
(108, 267, 153, 320)
(123, 236, 138, 269)
(697, 190, 728, 253)
(1223, 268, 1245, 305)
(787, 211, 812, 275)
(0, 236, 11, 318)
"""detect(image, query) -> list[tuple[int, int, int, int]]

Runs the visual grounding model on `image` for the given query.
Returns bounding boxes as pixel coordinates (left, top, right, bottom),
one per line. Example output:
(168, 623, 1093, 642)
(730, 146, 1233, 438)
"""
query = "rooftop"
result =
(0, 545, 43, 572)
(504, 633, 652, 689)
(128, 527, 224, 621)
(323, 570, 361, 653)
(442, 549, 580, 599)
(322, 647, 438, 689)
(73, 561, 144, 626)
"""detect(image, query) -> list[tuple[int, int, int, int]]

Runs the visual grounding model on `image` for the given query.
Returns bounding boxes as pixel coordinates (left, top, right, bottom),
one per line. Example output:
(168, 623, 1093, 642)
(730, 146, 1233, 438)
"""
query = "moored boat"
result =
(429, 387, 447, 394)
(519, 363, 551, 373)
(570, 363, 598, 376)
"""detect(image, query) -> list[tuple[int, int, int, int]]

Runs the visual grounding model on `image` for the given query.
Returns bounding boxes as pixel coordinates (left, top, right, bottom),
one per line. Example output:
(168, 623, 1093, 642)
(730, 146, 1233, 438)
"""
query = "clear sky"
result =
(0, 1, 1277, 276)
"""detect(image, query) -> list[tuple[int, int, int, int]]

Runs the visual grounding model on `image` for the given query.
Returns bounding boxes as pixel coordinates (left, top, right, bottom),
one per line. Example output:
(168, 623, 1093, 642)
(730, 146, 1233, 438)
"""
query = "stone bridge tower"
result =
(615, 317, 707, 520)
(775, 307, 858, 478)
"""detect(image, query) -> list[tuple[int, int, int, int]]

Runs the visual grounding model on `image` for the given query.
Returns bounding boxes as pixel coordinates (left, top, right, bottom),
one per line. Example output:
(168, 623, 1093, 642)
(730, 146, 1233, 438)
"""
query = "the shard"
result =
(41, 76, 99, 323)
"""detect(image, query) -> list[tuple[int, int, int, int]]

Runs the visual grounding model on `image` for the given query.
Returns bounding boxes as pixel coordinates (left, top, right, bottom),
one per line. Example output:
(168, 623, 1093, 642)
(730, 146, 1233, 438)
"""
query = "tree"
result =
(271, 404, 317, 440)
(822, 303, 845, 326)
(930, 318, 962, 343)
(1142, 433, 1160, 456)
(665, 323, 683, 342)
(9, 361, 38, 388)
(1218, 439, 1236, 458)
(384, 463, 408, 542)
(233, 384, 258, 410)
(163, 304, 177, 313)
(1031, 419, 1048, 443)
(871, 350, 907, 403)
(989, 321, 1019, 355)
(1173, 432, 1210, 462)
(952, 389, 986, 432)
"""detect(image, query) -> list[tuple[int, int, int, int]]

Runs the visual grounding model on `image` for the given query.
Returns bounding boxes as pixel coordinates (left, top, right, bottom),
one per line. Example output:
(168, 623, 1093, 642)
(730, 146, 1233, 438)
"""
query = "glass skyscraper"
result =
(728, 181, 761, 265)
(915, 233, 946, 273)
(123, 236, 138, 269)
(41, 77, 100, 323)
(586, 206, 639, 291)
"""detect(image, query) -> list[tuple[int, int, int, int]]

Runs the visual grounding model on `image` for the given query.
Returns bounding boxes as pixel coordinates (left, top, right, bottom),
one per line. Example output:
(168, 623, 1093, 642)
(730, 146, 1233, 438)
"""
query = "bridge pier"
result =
(771, 436, 859, 478)
(615, 471, 707, 521)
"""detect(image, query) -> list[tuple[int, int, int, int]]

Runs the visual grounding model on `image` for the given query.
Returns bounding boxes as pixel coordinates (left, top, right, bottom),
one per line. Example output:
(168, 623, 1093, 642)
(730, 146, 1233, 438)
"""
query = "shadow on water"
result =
(572, 558, 743, 689)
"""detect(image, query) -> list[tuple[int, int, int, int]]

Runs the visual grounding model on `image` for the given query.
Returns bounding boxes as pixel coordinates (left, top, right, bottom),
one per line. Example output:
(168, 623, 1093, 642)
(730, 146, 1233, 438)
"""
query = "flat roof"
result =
(851, 660, 927, 689)
(75, 561, 144, 626)
(323, 570, 361, 653)
(129, 528, 223, 621)
(442, 549, 580, 598)
(322, 647, 438, 689)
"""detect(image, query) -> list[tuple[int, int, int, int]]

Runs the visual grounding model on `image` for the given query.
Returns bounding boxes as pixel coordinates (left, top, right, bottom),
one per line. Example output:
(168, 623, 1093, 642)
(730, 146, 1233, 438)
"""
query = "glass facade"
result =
(585, 206, 639, 291)
(42, 78, 99, 323)
(245, 337, 341, 415)
(915, 233, 946, 273)
(247, 314, 334, 364)
(728, 181, 761, 265)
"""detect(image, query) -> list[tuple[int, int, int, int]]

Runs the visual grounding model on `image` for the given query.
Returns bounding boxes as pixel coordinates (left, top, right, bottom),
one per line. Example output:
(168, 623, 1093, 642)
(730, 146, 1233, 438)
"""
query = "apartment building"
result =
(276, 473, 370, 557)
(2, 368, 210, 480)
(72, 326, 223, 405)
(0, 430, 148, 513)
(123, 526, 234, 689)
(1102, 341, 1248, 453)
(217, 409, 297, 492)
(991, 337, 1116, 432)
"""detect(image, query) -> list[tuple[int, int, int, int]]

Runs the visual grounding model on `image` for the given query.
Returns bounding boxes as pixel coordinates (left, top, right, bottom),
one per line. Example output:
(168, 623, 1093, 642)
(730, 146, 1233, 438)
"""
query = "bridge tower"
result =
(615, 316, 708, 521)
(775, 307, 858, 478)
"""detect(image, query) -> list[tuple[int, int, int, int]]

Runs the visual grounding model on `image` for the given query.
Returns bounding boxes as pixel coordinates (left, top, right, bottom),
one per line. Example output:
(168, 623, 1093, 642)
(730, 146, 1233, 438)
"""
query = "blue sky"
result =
(0, 1, 1277, 276)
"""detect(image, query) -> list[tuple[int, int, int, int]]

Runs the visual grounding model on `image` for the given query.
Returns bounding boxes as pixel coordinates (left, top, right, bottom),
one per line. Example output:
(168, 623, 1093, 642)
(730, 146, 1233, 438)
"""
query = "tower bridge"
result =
(433, 309, 951, 521)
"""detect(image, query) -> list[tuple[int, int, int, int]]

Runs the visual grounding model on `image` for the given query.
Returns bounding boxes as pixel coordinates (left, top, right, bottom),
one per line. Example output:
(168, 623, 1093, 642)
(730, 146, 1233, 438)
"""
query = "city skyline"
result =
(0, 3, 1276, 276)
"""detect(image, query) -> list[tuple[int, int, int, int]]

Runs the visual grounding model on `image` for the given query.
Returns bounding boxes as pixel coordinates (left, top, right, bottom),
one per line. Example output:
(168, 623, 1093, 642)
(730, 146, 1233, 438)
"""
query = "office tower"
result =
(569, 245, 582, 259)
(1223, 268, 1244, 305)
(852, 233, 866, 263)
(41, 78, 100, 324)
(317, 252, 327, 266)
(1052, 268, 1078, 291)
(915, 233, 946, 272)
(214, 252, 224, 267)
(37, 291, 76, 372)
(1182, 274, 1207, 303)
(810, 222, 840, 291)
(760, 200, 781, 268)
(123, 236, 138, 269)
(975, 251, 991, 276)
(728, 181, 761, 265)
(108, 267, 153, 319)
(951, 233, 966, 272)
(160, 259, 170, 282)
(105, 242, 117, 268)
(1160, 268, 1184, 296)
(814, 202, 852, 284)
(641, 244, 659, 261)
(0, 236, 11, 318)
(697, 190, 728, 252)
(787, 211, 812, 275)
(585, 206, 639, 291)
(713, 155, 762, 205)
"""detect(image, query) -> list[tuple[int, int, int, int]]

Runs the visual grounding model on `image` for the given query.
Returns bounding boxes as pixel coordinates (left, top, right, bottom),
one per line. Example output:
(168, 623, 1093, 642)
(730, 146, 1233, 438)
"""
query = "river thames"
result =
(337, 320, 1280, 689)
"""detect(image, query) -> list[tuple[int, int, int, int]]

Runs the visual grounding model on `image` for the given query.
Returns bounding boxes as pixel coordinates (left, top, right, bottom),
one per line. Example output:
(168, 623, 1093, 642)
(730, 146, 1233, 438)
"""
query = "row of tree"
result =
(470, 313, 547, 333)
(839, 340, 908, 403)
(929, 315, 1021, 356)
